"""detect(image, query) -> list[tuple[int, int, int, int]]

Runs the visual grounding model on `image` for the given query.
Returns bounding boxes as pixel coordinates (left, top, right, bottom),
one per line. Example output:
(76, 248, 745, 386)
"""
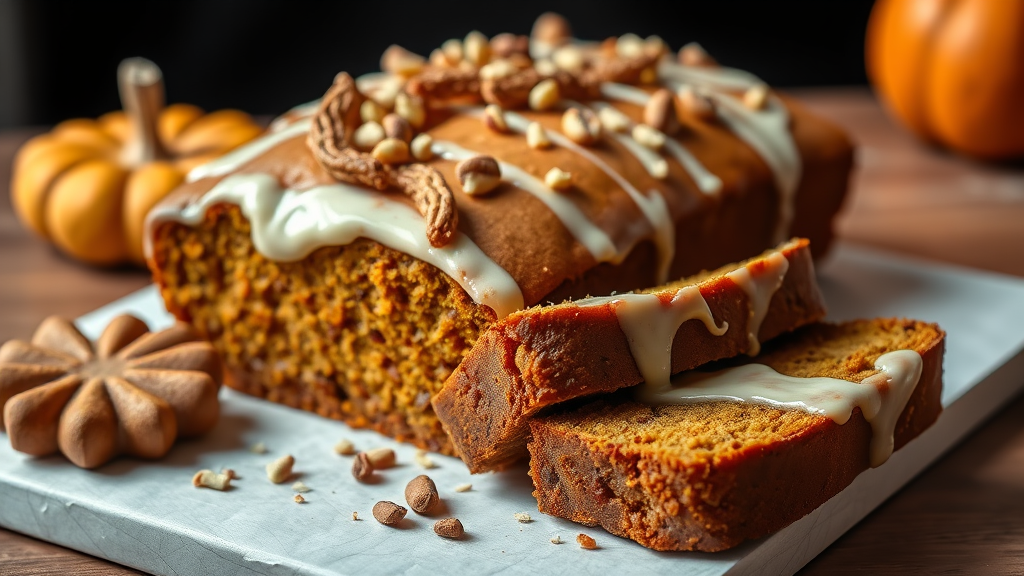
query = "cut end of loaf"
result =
(528, 318, 945, 551)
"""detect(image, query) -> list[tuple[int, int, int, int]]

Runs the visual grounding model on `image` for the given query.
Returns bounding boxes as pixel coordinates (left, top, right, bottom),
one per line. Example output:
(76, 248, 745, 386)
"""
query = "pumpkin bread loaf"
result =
(435, 238, 827, 472)
(528, 319, 945, 552)
(146, 15, 853, 453)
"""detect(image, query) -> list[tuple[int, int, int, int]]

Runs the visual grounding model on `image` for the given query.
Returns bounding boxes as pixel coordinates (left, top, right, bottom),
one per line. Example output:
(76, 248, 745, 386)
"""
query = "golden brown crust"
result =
(434, 239, 827, 472)
(527, 319, 945, 551)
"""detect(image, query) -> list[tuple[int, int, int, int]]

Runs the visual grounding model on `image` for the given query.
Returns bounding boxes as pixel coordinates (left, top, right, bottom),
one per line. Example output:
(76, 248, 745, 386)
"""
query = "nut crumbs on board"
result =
(454, 483, 472, 493)
(513, 512, 532, 523)
(577, 533, 598, 550)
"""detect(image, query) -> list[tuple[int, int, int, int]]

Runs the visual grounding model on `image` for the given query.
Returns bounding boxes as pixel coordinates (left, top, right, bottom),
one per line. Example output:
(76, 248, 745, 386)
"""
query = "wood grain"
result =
(1, 89, 1023, 574)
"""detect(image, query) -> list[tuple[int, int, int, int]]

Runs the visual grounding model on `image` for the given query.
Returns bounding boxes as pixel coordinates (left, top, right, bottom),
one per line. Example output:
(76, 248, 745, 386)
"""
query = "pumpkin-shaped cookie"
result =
(0, 314, 223, 468)
(11, 57, 264, 265)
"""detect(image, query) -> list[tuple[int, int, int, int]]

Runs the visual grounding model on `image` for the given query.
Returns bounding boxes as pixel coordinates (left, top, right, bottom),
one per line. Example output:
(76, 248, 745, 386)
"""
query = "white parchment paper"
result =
(3, 243, 1024, 576)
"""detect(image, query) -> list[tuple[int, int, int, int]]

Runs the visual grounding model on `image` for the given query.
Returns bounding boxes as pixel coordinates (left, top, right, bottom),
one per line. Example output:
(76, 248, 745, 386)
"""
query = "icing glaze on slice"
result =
(726, 250, 790, 356)
(638, 349, 924, 467)
(146, 173, 525, 319)
(578, 286, 727, 389)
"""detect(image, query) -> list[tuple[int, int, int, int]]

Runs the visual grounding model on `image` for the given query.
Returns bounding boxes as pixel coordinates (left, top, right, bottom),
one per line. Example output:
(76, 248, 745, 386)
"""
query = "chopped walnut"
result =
(529, 78, 561, 111)
(410, 133, 434, 161)
(266, 454, 294, 484)
(334, 438, 356, 456)
(192, 469, 231, 491)
(513, 512, 532, 523)
(526, 122, 552, 150)
(550, 535, 563, 545)
(544, 167, 573, 191)
(561, 108, 601, 145)
(744, 84, 769, 110)
(456, 155, 502, 196)
(293, 494, 306, 504)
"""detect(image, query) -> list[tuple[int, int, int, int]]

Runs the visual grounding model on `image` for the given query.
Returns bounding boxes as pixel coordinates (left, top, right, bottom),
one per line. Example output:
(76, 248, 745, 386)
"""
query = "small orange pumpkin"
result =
(866, 0, 1024, 160)
(11, 58, 263, 265)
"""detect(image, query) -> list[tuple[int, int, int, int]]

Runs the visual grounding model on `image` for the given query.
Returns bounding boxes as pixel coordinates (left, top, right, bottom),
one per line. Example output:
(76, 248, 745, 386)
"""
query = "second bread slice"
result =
(434, 238, 827, 472)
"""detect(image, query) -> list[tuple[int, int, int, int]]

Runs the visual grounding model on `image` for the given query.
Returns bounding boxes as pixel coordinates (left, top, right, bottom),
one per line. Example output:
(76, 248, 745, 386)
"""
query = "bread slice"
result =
(528, 318, 945, 552)
(434, 238, 827, 473)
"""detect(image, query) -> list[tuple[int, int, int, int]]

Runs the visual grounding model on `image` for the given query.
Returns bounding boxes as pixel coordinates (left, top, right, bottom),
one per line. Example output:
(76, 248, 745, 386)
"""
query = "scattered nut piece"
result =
(221, 468, 238, 480)
(529, 78, 561, 111)
(352, 511, 360, 521)
(381, 45, 426, 78)
(454, 483, 473, 493)
(550, 535, 563, 545)
(371, 138, 410, 165)
(352, 452, 375, 482)
(561, 108, 601, 145)
(292, 481, 310, 493)
(382, 113, 413, 143)
(433, 518, 465, 539)
(533, 59, 558, 76)
(456, 155, 502, 196)
(513, 512, 532, 523)
(744, 83, 770, 111)
(483, 104, 509, 133)
(679, 42, 717, 67)
(544, 167, 573, 191)
(441, 39, 464, 66)
(526, 122, 552, 150)
(677, 85, 716, 121)
(410, 133, 434, 161)
(616, 33, 645, 58)
(369, 82, 400, 111)
(334, 438, 356, 456)
(597, 107, 631, 133)
(479, 59, 517, 81)
(577, 533, 599, 550)
(365, 447, 396, 469)
(293, 494, 306, 504)
(192, 470, 231, 491)
(405, 474, 440, 514)
(394, 92, 426, 128)
(250, 442, 267, 454)
(552, 45, 585, 73)
(372, 501, 408, 526)
(532, 12, 572, 48)
(632, 123, 666, 150)
(644, 89, 680, 135)
(266, 454, 294, 484)
(464, 30, 492, 67)
(352, 121, 386, 151)
(414, 449, 437, 469)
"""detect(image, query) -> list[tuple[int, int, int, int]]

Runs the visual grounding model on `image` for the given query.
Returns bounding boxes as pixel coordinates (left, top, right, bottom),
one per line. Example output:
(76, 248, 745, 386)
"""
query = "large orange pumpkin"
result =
(866, 0, 1024, 160)
(11, 58, 263, 265)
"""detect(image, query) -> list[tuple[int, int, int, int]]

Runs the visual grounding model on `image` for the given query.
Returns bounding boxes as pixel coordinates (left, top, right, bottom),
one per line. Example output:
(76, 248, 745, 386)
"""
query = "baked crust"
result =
(435, 239, 827, 472)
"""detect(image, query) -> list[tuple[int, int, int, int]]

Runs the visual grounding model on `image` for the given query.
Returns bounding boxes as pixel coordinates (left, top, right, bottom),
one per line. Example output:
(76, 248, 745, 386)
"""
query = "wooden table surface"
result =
(1, 88, 1023, 575)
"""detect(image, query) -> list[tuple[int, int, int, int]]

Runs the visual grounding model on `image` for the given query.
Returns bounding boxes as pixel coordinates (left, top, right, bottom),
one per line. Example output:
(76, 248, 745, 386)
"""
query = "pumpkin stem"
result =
(118, 57, 166, 165)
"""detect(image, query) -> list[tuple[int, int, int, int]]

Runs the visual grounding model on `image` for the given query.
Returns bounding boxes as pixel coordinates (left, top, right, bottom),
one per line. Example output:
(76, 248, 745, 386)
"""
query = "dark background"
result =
(0, 0, 876, 129)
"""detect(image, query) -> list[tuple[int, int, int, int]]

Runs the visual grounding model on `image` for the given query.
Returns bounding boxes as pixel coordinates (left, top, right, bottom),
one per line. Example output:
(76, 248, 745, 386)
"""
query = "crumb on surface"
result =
(577, 533, 598, 550)
(250, 442, 268, 454)
(292, 481, 310, 493)
(294, 494, 306, 503)
(550, 535, 562, 544)
(454, 483, 472, 493)
(513, 512, 532, 523)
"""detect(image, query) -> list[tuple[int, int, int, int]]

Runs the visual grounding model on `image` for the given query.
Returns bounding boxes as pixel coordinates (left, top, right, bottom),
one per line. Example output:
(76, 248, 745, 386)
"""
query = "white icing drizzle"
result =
(430, 139, 618, 263)
(705, 92, 800, 245)
(186, 118, 312, 183)
(504, 110, 676, 285)
(578, 286, 728, 389)
(267, 99, 320, 133)
(590, 99, 722, 195)
(725, 250, 790, 356)
(638, 349, 925, 467)
(145, 173, 525, 319)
